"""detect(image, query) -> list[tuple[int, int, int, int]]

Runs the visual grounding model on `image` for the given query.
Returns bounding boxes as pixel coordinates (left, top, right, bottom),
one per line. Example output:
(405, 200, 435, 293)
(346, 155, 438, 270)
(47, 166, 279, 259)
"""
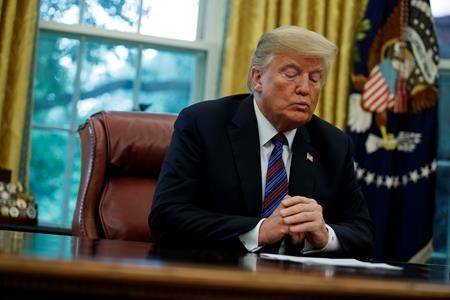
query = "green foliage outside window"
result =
(32, 0, 200, 227)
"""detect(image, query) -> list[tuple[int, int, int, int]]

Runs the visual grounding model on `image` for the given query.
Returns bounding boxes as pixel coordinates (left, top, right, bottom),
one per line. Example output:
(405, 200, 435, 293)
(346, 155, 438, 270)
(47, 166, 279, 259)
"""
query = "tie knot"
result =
(272, 132, 287, 147)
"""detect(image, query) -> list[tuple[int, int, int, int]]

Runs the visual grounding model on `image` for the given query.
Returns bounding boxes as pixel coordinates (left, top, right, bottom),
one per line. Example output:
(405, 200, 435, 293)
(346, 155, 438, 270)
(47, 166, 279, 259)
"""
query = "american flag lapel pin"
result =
(306, 152, 314, 163)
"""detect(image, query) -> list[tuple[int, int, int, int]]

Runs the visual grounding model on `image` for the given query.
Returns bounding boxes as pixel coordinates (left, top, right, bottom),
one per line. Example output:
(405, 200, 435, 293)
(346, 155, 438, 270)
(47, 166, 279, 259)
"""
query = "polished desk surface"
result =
(0, 230, 449, 299)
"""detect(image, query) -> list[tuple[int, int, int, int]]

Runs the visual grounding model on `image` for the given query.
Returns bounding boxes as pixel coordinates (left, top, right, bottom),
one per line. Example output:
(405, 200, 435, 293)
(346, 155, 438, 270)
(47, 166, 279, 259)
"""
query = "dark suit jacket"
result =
(149, 94, 374, 258)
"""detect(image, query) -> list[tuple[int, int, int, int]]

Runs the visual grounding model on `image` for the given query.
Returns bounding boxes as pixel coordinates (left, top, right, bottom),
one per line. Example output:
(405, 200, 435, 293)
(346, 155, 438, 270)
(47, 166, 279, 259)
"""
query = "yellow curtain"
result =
(0, 0, 38, 181)
(221, 0, 368, 129)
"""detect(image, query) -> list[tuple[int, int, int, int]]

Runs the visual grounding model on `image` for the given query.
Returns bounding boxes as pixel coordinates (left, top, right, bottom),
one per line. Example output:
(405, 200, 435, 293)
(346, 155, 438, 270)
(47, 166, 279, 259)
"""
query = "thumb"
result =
(290, 231, 306, 245)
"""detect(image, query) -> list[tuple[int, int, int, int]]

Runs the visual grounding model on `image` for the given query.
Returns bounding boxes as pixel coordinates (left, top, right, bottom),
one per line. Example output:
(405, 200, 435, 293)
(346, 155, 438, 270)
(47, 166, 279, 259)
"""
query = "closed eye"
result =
(280, 64, 300, 80)
(282, 70, 298, 79)
(310, 72, 322, 83)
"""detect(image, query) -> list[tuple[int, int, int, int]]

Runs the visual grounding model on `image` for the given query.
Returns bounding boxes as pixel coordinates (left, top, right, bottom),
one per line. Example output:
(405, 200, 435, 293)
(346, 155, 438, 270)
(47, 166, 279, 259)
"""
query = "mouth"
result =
(291, 102, 310, 111)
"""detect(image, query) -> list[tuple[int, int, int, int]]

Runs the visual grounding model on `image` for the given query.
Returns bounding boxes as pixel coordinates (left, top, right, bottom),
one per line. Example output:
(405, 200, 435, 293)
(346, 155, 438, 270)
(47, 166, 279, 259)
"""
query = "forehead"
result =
(267, 53, 324, 70)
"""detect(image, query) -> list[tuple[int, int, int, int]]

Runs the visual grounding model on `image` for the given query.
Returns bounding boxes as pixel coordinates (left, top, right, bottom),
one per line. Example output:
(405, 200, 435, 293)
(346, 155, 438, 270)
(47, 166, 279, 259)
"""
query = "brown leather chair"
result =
(72, 111, 176, 242)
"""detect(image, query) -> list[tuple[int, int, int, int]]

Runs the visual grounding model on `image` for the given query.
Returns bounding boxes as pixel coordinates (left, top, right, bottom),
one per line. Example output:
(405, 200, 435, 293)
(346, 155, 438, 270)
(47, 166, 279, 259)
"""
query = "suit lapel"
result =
(227, 95, 262, 216)
(289, 126, 317, 198)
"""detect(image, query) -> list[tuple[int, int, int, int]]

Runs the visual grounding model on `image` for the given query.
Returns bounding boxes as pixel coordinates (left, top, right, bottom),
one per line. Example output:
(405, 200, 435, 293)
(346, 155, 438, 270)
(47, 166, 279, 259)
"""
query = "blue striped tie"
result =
(263, 133, 288, 217)
(262, 132, 288, 253)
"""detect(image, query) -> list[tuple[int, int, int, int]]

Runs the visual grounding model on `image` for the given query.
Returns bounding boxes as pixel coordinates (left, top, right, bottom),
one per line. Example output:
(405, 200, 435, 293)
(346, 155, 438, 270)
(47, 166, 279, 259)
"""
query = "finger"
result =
(279, 203, 318, 217)
(272, 214, 283, 224)
(288, 221, 323, 233)
(282, 196, 316, 207)
(274, 195, 294, 213)
(259, 221, 289, 246)
(268, 207, 286, 224)
(279, 195, 291, 208)
(283, 211, 321, 225)
(273, 203, 286, 214)
(280, 225, 289, 234)
(290, 233, 300, 245)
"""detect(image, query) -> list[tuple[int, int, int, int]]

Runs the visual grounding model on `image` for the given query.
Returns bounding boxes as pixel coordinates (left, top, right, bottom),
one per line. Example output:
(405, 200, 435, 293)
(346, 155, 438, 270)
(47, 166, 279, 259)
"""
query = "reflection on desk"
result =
(0, 230, 449, 299)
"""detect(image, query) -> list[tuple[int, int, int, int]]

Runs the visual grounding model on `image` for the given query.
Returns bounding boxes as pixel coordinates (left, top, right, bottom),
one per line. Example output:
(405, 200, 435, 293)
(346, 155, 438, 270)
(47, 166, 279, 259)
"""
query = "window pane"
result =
(78, 41, 136, 124)
(39, 0, 80, 24)
(140, 0, 199, 41)
(30, 130, 69, 227)
(83, 0, 140, 33)
(434, 69, 450, 254)
(33, 33, 79, 128)
(139, 49, 198, 113)
(438, 70, 450, 159)
(431, 0, 450, 58)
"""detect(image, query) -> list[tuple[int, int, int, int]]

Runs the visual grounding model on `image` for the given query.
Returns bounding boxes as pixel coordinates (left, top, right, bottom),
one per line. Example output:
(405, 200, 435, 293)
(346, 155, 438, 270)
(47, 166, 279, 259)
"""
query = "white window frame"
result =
(32, 0, 227, 227)
(38, 0, 226, 101)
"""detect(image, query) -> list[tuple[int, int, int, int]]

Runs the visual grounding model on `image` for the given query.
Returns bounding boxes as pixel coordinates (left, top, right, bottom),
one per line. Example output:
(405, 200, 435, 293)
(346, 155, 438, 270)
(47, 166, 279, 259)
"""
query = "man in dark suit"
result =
(150, 26, 373, 258)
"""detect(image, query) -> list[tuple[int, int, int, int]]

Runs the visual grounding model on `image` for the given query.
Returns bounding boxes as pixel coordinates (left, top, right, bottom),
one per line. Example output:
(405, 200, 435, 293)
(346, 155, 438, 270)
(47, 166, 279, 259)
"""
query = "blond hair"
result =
(247, 26, 338, 91)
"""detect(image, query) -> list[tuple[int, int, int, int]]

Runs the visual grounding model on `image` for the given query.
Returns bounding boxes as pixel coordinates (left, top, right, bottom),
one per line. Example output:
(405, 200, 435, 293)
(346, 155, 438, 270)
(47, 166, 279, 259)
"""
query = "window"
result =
(430, 0, 450, 261)
(431, 0, 450, 58)
(31, 0, 226, 228)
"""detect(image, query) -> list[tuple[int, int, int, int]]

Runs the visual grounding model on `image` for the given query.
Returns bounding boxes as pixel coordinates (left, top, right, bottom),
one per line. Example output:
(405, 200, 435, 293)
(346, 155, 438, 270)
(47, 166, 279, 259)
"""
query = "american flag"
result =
(348, 0, 439, 262)
(361, 65, 395, 112)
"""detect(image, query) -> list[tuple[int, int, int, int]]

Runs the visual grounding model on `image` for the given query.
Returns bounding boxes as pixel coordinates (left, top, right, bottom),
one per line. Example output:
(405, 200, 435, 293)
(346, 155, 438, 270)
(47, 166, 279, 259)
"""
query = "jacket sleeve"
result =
(149, 108, 260, 248)
(328, 136, 374, 260)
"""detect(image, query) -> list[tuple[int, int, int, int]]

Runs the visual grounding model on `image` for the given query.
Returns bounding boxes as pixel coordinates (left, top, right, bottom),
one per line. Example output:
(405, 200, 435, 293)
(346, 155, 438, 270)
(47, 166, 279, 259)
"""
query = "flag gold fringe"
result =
(408, 239, 433, 264)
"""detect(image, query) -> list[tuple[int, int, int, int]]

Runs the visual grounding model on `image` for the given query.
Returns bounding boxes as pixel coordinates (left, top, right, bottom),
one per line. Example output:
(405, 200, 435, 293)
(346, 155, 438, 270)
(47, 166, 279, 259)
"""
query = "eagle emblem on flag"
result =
(348, 0, 438, 154)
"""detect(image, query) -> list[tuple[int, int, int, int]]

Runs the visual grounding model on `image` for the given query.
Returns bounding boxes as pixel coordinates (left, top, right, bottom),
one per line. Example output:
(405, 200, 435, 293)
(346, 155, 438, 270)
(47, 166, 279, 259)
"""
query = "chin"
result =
(291, 112, 312, 125)
(279, 114, 311, 131)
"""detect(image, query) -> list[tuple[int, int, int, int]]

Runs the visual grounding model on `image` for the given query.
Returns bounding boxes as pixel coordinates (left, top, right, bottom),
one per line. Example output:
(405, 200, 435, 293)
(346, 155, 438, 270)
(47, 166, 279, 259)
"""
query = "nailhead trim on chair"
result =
(78, 121, 96, 237)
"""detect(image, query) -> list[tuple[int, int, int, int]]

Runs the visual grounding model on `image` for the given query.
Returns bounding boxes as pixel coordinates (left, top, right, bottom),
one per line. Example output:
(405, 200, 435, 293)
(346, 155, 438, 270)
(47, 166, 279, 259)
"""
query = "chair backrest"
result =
(72, 111, 176, 242)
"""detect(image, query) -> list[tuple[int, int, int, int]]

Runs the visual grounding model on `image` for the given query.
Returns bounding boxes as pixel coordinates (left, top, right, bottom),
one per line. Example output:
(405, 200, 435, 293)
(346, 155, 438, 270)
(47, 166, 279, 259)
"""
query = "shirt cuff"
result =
(239, 219, 266, 252)
(302, 224, 340, 254)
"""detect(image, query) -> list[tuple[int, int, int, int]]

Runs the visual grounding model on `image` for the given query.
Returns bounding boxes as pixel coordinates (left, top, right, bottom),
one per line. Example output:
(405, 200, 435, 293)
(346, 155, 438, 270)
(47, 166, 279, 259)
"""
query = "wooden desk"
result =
(0, 230, 449, 299)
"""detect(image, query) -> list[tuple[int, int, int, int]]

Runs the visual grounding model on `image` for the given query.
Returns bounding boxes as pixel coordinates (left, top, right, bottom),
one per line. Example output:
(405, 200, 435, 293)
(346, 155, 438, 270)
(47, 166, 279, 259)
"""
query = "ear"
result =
(251, 67, 263, 93)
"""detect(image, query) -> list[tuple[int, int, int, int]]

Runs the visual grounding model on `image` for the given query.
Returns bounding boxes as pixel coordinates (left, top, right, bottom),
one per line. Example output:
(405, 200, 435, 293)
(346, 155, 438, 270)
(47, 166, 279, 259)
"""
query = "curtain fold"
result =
(221, 0, 368, 129)
(0, 0, 38, 181)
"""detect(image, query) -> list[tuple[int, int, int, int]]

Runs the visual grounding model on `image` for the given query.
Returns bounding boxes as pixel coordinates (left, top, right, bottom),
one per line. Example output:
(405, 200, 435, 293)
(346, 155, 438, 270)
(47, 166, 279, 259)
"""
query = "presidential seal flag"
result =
(348, 0, 439, 261)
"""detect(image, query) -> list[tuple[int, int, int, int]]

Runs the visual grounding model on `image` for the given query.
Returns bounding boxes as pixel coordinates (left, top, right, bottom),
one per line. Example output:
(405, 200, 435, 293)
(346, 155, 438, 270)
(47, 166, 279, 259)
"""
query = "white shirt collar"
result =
(253, 98, 297, 149)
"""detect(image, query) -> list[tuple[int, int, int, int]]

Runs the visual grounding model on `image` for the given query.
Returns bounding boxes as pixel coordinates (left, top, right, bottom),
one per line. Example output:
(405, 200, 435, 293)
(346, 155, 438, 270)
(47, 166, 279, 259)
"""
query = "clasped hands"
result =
(258, 195, 328, 250)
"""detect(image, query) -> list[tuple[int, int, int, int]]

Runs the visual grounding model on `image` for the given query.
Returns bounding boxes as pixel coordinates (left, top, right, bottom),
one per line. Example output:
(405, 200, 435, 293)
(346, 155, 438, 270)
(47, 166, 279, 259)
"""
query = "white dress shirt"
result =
(238, 99, 340, 254)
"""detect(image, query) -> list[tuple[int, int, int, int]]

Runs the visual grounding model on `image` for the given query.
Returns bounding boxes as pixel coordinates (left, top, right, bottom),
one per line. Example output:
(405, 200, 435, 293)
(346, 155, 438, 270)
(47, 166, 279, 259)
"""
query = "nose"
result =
(295, 73, 309, 96)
